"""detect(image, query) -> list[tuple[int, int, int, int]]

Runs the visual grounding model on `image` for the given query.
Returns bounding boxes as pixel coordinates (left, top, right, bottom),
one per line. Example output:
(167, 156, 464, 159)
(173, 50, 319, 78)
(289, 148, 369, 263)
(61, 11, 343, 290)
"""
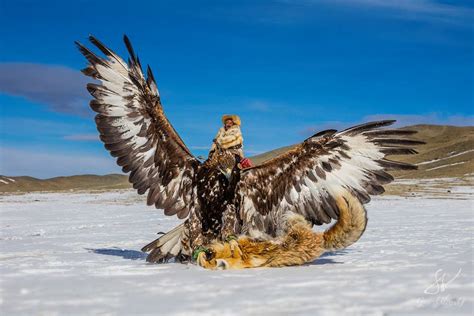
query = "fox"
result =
(196, 189, 367, 269)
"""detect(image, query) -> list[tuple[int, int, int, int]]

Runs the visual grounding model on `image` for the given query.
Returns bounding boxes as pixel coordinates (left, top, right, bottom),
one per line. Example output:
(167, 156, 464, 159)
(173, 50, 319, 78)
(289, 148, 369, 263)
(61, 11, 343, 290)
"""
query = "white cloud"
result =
(321, 0, 473, 25)
(300, 113, 474, 136)
(363, 113, 474, 127)
(254, 0, 474, 26)
(246, 100, 272, 112)
(190, 145, 212, 150)
(63, 134, 99, 141)
(0, 63, 93, 117)
(332, 0, 469, 14)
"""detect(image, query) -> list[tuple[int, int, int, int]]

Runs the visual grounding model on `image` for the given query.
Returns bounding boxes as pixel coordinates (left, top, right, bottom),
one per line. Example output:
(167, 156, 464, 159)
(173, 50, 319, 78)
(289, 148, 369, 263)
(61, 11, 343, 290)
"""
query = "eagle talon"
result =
(195, 247, 218, 269)
(192, 246, 209, 262)
(196, 251, 209, 268)
(205, 248, 215, 260)
(225, 235, 238, 242)
(228, 239, 243, 258)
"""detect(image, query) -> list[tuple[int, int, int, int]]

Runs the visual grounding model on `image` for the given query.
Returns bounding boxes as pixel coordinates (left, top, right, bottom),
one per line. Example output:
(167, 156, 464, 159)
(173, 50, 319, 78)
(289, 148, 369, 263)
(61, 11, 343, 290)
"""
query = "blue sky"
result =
(0, 0, 472, 178)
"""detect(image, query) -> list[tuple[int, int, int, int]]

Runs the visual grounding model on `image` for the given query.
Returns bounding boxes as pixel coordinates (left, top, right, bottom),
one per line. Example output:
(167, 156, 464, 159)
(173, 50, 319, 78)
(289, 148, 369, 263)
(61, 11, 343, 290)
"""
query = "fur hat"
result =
(222, 114, 241, 126)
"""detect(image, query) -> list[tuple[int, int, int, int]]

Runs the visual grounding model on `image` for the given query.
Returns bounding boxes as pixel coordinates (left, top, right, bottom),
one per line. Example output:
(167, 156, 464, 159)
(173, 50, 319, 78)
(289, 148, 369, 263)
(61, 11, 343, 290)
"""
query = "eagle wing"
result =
(76, 35, 199, 219)
(238, 120, 424, 229)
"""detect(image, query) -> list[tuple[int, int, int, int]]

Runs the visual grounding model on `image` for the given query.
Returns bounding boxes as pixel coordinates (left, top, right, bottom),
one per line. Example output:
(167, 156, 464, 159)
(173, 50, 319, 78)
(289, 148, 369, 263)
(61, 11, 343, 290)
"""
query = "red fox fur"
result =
(197, 189, 367, 269)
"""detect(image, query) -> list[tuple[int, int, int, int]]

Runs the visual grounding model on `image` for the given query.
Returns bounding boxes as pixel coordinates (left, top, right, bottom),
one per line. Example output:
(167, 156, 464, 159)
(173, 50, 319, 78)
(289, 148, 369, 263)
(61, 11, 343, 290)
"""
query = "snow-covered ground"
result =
(1, 189, 473, 315)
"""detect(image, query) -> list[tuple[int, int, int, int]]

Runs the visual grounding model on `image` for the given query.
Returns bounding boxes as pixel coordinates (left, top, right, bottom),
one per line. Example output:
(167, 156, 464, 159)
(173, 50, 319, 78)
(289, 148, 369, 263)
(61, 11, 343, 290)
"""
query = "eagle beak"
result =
(219, 167, 233, 181)
(224, 169, 232, 181)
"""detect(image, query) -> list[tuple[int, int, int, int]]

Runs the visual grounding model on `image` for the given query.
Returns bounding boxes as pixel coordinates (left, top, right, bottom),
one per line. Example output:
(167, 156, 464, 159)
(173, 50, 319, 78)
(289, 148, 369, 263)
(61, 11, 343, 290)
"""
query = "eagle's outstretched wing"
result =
(238, 120, 423, 229)
(76, 35, 200, 219)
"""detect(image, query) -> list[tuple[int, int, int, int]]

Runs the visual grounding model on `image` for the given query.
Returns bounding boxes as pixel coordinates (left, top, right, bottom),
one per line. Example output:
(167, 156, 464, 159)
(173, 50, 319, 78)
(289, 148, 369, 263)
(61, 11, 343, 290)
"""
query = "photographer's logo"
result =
(416, 268, 465, 308)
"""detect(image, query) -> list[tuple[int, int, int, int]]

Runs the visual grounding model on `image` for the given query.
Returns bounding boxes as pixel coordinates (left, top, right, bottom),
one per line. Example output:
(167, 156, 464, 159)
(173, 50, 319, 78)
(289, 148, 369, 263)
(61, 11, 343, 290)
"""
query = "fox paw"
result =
(215, 259, 229, 270)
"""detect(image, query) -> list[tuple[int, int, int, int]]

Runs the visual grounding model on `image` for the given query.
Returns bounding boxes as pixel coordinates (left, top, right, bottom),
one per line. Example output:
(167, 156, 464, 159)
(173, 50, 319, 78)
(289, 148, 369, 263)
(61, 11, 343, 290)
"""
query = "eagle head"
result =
(207, 150, 239, 181)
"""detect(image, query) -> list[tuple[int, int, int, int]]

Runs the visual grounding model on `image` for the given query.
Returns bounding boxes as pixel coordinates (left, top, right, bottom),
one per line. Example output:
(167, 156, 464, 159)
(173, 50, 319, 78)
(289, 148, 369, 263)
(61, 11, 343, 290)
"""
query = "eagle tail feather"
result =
(142, 224, 184, 263)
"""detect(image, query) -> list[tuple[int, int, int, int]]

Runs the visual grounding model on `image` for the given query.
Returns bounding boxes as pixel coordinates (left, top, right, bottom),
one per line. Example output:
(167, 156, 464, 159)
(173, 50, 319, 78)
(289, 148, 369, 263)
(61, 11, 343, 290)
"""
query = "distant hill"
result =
(0, 174, 130, 193)
(1, 124, 472, 193)
(390, 125, 473, 179)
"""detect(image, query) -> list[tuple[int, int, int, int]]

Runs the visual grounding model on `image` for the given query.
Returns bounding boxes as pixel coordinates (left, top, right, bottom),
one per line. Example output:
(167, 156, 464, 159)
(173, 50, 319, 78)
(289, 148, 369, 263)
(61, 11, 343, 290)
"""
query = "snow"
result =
(0, 177, 15, 184)
(1, 190, 473, 315)
(391, 177, 473, 200)
(426, 161, 466, 171)
(417, 149, 474, 166)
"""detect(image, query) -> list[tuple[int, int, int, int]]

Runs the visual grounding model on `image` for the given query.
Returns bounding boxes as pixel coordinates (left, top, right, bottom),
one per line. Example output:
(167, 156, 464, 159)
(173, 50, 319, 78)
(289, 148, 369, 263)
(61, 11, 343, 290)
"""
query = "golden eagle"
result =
(76, 36, 423, 268)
